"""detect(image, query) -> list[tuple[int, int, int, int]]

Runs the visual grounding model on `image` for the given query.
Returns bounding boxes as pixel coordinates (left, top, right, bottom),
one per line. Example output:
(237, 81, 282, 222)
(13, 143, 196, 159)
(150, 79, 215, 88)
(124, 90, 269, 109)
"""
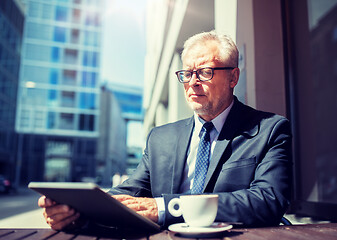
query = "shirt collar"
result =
(194, 100, 234, 134)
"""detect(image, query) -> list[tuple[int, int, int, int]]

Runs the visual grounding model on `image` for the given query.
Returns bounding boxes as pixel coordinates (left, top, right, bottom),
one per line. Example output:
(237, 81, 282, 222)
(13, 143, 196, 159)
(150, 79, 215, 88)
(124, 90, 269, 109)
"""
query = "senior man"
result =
(39, 30, 292, 229)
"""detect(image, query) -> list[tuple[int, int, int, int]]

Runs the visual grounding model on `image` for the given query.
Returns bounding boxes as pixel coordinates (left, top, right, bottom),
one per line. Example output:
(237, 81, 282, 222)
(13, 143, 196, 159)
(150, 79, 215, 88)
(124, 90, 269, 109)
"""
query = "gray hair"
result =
(181, 30, 239, 67)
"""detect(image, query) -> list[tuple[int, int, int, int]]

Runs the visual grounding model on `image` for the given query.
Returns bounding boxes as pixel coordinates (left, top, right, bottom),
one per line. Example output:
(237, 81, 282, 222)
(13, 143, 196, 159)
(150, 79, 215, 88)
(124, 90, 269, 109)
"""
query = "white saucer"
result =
(168, 222, 233, 237)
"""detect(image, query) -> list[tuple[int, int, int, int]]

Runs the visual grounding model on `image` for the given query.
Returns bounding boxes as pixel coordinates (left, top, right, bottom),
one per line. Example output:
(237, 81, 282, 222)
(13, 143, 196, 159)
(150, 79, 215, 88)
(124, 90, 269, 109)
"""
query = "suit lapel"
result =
(203, 98, 246, 190)
(171, 117, 194, 193)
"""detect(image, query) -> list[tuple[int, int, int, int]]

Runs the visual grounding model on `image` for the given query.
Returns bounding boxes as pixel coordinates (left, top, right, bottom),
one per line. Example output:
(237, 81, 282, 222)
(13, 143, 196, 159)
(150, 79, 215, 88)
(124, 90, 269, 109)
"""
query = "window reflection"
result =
(47, 112, 56, 129)
(290, 0, 337, 205)
(70, 29, 80, 43)
(50, 69, 58, 84)
(48, 90, 57, 107)
(307, 0, 337, 203)
(72, 8, 81, 23)
(81, 71, 97, 88)
(79, 114, 94, 131)
(53, 26, 66, 42)
(83, 51, 98, 67)
(51, 47, 60, 62)
(59, 113, 74, 130)
(79, 92, 96, 109)
(55, 6, 68, 22)
(61, 91, 76, 107)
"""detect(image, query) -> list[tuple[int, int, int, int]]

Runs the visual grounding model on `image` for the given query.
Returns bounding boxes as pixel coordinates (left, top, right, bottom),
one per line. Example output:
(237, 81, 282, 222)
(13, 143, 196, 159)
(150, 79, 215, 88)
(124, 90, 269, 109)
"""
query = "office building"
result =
(0, 0, 24, 181)
(15, 0, 104, 183)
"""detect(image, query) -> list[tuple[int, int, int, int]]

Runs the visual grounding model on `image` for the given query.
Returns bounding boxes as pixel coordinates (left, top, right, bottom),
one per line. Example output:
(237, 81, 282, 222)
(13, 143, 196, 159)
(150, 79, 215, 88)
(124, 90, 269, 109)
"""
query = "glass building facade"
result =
(0, 0, 24, 179)
(15, 0, 103, 184)
(17, 0, 102, 136)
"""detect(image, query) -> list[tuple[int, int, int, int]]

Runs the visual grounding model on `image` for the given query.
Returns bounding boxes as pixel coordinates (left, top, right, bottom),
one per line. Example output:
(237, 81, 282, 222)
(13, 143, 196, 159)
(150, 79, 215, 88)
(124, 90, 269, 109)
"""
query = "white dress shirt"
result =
(179, 101, 234, 193)
(156, 100, 234, 224)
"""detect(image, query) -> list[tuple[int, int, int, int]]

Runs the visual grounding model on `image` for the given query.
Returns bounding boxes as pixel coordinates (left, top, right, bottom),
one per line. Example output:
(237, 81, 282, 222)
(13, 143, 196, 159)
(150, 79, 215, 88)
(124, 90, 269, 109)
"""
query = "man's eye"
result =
(184, 72, 192, 78)
(200, 70, 212, 76)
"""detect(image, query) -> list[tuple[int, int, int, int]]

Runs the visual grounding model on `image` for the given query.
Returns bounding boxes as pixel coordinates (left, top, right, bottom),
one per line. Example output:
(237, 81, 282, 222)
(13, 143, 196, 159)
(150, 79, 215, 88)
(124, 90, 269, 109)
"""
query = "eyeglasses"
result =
(175, 67, 235, 83)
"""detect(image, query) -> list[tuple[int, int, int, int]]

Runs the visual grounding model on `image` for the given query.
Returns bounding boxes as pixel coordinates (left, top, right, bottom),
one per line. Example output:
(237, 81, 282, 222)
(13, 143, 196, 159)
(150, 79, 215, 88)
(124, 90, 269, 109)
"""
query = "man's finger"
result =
(112, 194, 133, 202)
(38, 196, 56, 208)
(49, 212, 80, 230)
(122, 202, 143, 211)
(45, 209, 75, 224)
(45, 204, 73, 217)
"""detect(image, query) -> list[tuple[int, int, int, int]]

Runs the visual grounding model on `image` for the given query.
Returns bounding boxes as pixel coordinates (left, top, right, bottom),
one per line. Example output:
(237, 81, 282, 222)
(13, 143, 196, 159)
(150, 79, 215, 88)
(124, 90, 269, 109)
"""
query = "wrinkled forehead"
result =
(182, 41, 228, 68)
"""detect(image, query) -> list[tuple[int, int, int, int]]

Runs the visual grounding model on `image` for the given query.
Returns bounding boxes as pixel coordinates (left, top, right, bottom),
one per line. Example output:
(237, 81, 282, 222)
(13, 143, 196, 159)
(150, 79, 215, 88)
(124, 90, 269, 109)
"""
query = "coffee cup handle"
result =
(168, 198, 182, 217)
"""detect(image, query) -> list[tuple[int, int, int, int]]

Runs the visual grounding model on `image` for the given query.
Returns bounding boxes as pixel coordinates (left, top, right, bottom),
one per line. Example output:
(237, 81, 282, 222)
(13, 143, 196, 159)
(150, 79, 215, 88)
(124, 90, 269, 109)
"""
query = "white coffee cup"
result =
(168, 194, 218, 227)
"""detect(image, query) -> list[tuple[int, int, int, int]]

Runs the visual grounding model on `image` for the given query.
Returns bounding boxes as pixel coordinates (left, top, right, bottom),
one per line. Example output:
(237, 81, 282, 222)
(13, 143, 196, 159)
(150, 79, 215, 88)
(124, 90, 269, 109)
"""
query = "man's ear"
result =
(230, 67, 240, 88)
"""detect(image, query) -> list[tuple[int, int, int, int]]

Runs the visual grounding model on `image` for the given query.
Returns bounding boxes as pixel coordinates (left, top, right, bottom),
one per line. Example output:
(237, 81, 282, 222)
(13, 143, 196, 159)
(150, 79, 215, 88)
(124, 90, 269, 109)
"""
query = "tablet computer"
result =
(28, 182, 161, 233)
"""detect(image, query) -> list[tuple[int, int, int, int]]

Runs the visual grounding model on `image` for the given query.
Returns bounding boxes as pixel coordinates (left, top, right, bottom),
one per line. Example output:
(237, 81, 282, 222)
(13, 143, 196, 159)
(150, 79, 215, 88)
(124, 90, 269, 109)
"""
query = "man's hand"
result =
(113, 195, 158, 223)
(38, 196, 81, 230)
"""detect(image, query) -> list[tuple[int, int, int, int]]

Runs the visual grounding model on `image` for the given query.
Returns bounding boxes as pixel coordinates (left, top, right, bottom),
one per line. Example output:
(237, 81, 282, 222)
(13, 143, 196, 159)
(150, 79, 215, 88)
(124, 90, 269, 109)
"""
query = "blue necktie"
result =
(191, 122, 214, 194)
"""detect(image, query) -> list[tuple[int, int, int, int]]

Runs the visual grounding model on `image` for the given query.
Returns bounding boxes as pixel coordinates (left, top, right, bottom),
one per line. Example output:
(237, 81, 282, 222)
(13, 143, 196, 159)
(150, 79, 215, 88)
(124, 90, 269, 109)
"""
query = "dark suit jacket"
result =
(110, 97, 292, 227)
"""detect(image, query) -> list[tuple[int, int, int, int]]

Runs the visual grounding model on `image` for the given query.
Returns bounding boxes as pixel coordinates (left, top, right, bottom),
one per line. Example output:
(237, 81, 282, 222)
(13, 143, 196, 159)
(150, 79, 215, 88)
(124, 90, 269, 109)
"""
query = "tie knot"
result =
(203, 122, 214, 132)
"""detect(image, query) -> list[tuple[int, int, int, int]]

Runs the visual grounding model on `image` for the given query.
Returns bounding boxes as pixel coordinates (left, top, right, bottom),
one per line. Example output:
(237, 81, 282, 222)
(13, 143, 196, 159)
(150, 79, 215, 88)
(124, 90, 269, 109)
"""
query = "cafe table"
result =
(0, 223, 336, 240)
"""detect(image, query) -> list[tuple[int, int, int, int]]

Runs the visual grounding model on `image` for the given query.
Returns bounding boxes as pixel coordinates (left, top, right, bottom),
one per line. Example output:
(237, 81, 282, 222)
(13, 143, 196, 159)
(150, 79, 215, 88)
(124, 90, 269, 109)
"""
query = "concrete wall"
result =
(236, 0, 287, 116)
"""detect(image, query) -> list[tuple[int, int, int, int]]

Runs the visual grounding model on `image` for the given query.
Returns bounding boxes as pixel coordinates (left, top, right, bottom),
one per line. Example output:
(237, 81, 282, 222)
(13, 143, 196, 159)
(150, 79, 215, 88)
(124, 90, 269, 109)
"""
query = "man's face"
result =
(182, 41, 239, 121)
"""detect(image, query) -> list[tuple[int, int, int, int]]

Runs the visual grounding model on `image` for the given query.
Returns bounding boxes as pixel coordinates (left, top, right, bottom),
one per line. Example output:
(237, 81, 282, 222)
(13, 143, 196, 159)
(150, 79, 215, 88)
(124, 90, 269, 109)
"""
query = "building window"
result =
(26, 88, 47, 106)
(42, 4, 53, 19)
(20, 110, 30, 128)
(59, 113, 74, 130)
(50, 69, 58, 84)
(55, 6, 68, 22)
(81, 71, 97, 88)
(53, 26, 66, 42)
(26, 23, 52, 41)
(51, 46, 60, 62)
(287, 0, 337, 220)
(85, 11, 100, 26)
(72, 8, 81, 23)
(25, 44, 50, 61)
(34, 110, 44, 129)
(47, 112, 56, 129)
(48, 89, 58, 107)
(79, 114, 94, 131)
(61, 91, 76, 108)
(83, 51, 98, 67)
(79, 92, 96, 109)
(83, 30, 99, 46)
(28, 2, 40, 18)
(62, 70, 77, 86)
(71, 29, 80, 44)
(23, 65, 50, 84)
(64, 49, 78, 64)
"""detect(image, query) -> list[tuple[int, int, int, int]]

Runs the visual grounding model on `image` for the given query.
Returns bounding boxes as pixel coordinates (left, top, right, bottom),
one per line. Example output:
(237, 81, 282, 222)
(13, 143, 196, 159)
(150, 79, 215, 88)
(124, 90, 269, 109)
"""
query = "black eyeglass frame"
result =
(175, 67, 236, 83)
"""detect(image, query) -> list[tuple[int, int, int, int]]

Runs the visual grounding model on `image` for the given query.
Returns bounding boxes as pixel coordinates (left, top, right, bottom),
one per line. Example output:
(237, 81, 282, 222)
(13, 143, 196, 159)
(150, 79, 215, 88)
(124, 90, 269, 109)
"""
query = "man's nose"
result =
(188, 72, 199, 86)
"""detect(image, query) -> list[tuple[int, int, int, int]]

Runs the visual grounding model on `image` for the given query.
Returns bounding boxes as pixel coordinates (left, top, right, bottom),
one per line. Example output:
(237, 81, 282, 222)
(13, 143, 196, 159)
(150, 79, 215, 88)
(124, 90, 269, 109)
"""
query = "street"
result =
(0, 187, 40, 220)
(0, 187, 49, 228)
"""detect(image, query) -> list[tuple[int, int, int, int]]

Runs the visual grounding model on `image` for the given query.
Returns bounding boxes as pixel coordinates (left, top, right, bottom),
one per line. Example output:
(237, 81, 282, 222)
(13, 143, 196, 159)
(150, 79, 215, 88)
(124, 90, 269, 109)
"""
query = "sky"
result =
(100, 0, 148, 148)
(100, 0, 147, 88)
